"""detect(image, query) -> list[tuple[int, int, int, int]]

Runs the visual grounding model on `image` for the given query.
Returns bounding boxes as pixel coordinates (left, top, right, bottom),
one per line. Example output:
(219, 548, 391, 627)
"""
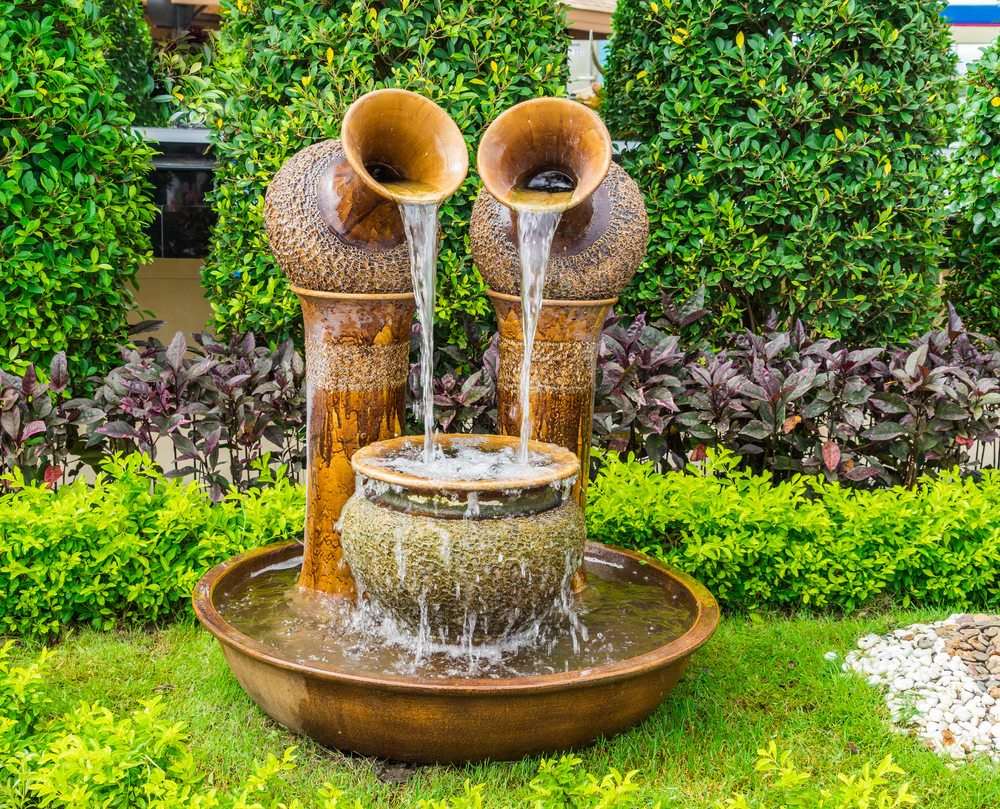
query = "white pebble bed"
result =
(840, 615, 1000, 762)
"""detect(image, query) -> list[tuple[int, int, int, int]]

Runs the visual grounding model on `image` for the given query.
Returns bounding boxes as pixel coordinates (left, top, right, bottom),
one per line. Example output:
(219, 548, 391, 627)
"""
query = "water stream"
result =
(399, 202, 440, 464)
(515, 209, 562, 463)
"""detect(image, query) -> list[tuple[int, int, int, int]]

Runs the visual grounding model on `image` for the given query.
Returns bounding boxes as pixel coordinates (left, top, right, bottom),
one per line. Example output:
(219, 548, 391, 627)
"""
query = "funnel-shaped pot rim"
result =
(342, 88, 468, 205)
(477, 97, 612, 213)
(352, 433, 580, 492)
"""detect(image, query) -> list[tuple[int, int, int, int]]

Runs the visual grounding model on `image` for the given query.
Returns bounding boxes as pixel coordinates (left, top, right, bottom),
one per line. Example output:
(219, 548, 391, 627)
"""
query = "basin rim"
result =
(193, 540, 720, 694)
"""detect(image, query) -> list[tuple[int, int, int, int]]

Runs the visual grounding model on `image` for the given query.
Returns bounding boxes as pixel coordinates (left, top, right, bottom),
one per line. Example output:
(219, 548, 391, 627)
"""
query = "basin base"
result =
(193, 541, 718, 763)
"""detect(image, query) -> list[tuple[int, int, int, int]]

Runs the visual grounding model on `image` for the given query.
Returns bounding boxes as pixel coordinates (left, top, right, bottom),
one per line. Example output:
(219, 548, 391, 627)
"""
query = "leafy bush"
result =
(0, 644, 642, 809)
(595, 304, 1000, 487)
(0, 453, 304, 637)
(0, 642, 51, 762)
(150, 27, 216, 127)
(92, 330, 307, 498)
(603, 0, 957, 342)
(0, 0, 156, 383)
(528, 756, 641, 809)
(97, 0, 160, 125)
(587, 450, 1000, 611)
(946, 42, 1000, 336)
(717, 742, 916, 809)
(0, 675, 305, 809)
(0, 353, 91, 489)
(408, 329, 498, 436)
(194, 0, 569, 348)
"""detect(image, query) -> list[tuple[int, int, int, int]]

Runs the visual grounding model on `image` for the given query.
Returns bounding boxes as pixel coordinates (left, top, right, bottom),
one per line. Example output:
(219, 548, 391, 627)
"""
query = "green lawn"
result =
(12, 609, 1000, 807)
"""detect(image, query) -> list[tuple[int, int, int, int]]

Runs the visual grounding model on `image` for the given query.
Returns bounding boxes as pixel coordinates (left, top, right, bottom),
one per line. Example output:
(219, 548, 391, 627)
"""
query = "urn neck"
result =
(477, 97, 612, 215)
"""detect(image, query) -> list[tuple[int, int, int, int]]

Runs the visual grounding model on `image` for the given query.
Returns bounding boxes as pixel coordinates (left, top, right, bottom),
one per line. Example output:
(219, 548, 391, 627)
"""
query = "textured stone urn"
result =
(339, 434, 586, 641)
(470, 98, 649, 507)
(263, 89, 468, 597)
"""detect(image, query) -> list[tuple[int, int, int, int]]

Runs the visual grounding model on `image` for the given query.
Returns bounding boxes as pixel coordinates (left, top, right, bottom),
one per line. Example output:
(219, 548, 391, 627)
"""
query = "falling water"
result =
(400, 202, 439, 464)
(515, 209, 561, 463)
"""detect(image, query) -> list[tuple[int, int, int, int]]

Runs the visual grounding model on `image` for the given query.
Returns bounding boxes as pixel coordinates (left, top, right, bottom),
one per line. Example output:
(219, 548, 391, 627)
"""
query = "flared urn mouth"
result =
(476, 97, 612, 213)
(341, 88, 469, 205)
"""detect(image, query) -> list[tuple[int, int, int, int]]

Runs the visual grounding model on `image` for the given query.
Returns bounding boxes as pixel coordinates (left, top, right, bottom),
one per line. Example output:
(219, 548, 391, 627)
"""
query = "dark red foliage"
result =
(4, 300, 1000, 492)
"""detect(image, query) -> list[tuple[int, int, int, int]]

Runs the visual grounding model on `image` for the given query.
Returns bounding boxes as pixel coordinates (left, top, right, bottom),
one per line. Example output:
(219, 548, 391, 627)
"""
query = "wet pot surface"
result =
(339, 433, 588, 642)
(194, 541, 719, 763)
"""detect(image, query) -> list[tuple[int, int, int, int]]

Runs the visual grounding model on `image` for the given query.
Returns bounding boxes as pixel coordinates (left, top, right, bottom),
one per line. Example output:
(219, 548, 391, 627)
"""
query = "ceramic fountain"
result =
(193, 90, 718, 764)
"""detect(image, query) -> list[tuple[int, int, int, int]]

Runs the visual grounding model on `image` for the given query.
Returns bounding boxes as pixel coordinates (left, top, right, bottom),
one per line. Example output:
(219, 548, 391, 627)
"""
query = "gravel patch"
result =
(842, 614, 1000, 761)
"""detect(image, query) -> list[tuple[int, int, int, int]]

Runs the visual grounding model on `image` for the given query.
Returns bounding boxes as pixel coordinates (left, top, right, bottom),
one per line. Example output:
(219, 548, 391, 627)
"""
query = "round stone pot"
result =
(339, 434, 586, 643)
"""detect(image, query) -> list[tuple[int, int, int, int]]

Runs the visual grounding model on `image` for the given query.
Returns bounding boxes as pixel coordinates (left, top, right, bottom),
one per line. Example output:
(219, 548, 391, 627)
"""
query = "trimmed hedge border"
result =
(0, 454, 303, 637)
(587, 450, 1000, 611)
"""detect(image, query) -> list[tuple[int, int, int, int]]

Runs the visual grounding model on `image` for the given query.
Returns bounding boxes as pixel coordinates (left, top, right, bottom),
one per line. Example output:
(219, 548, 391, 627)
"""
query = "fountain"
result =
(193, 90, 718, 764)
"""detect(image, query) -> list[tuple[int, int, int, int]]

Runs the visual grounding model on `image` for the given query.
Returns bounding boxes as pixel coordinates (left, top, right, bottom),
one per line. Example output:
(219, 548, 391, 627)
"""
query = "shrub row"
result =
(0, 454, 303, 638)
(0, 0, 156, 384)
(7, 425, 1000, 632)
(0, 330, 305, 497)
(587, 450, 1000, 611)
(435, 301, 1000, 488)
(603, 0, 957, 343)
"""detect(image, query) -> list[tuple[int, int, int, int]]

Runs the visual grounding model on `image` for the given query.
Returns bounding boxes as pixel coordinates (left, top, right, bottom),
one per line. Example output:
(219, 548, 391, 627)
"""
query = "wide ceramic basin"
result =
(193, 540, 719, 763)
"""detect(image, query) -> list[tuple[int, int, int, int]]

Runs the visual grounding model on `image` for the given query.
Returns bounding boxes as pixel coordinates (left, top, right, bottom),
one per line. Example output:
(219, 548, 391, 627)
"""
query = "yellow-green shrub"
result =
(0, 454, 304, 637)
(587, 450, 1000, 610)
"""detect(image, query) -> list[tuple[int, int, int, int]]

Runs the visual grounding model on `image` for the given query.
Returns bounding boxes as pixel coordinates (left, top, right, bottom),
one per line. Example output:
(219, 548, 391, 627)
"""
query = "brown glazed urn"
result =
(262, 89, 468, 596)
(264, 87, 468, 292)
(470, 97, 648, 301)
(470, 98, 649, 505)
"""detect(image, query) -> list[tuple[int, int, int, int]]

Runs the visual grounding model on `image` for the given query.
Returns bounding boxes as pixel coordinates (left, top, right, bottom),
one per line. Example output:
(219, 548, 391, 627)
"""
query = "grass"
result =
(11, 609, 1000, 807)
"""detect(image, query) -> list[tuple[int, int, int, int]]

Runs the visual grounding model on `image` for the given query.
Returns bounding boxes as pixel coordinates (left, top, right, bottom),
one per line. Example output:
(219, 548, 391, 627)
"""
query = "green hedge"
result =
(97, 0, 160, 126)
(587, 450, 1000, 611)
(196, 0, 569, 349)
(603, 0, 957, 342)
(0, 455, 303, 637)
(0, 0, 156, 383)
(946, 42, 1000, 336)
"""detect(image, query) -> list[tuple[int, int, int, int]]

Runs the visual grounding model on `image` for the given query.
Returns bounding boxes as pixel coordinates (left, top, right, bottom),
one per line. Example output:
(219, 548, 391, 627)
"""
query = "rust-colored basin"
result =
(193, 541, 719, 763)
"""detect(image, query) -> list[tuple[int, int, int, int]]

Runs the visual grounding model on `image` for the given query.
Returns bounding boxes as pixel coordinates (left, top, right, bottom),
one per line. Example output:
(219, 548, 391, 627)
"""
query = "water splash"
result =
(400, 202, 440, 464)
(464, 491, 480, 519)
(217, 559, 692, 679)
(368, 438, 560, 482)
(515, 210, 561, 463)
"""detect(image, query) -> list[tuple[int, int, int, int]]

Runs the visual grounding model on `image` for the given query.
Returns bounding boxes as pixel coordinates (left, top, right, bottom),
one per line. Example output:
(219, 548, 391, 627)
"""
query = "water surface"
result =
(217, 554, 692, 680)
